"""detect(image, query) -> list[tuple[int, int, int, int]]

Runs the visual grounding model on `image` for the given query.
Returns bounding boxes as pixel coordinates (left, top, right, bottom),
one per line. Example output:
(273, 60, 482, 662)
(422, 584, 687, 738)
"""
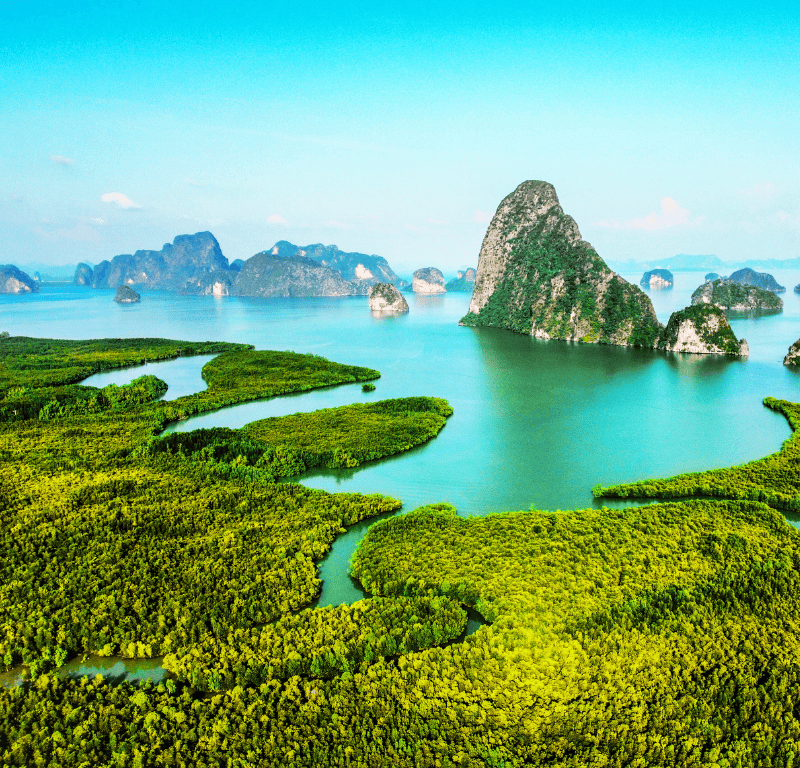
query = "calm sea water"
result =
(3, 272, 800, 612)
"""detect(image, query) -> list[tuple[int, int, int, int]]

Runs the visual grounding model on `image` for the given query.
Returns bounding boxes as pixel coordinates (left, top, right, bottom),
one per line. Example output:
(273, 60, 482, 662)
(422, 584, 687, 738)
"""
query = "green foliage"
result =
(163, 595, 467, 690)
(361, 382, 376, 392)
(150, 396, 452, 480)
(596, 397, 800, 507)
(692, 278, 783, 310)
(0, 339, 402, 674)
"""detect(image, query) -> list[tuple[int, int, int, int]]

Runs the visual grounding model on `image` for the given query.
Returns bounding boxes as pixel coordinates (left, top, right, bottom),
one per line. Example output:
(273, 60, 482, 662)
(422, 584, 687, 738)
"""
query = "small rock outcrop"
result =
(0, 265, 39, 294)
(784, 339, 800, 365)
(461, 180, 663, 347)
(659, 304, 748, 355)
(368, 283, 409, 312)
(446, 268, 477, 292)
(794, 284, 800, 294)
(691, 279, 783, 312)
(114, 285, 140, 304)
(413, 268, 446, 294)
(729, 267, 785, 293)
(705, 272, 721, 282)
(640, 269, 674, 289)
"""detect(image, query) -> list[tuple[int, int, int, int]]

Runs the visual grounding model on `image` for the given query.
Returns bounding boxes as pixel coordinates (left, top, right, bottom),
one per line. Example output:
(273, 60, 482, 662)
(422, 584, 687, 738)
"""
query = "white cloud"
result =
(101, 192, 141, 210)
(50, 155, 74, 166)
(427, 218, 449, 226)
(90, 217, 105, 225)
(777, 206, 800, 229)
(185, 178, 203, 187)
(473, 210, 492, 223)
(267, 213, 289, 225)
(596, 197, 703, 231)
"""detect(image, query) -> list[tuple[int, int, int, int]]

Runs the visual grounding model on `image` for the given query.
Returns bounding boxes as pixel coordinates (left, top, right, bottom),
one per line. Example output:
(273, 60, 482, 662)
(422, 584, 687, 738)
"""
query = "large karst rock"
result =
(640, 269, 674, 289)
(267, 241, 408, 292)
(368, 282, 409, 312)
(692, 279, 782, 312)
(660, 304, 748, 356)
(728, 267, 785, 293)
(413, 268, 446, 294)
(0, 265, 39, 294)
(75, 232, 228, 291)
(461, 180, 662, 347)
(230, 253, 357, 297)
(74, 263, 94, 286)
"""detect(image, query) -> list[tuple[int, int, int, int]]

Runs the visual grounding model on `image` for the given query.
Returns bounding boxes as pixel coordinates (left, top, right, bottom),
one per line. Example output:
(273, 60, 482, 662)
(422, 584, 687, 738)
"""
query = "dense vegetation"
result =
(7, 334, 800, 766)
(0, 338, 415, 677)
(595, 397, 800, 509)
(163, 595, 467, 690)
(151, 396, 452, 480)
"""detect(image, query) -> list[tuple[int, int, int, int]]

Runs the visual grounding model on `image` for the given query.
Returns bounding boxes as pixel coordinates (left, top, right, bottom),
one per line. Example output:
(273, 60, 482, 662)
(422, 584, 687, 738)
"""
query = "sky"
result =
(1, 0, 799, 276)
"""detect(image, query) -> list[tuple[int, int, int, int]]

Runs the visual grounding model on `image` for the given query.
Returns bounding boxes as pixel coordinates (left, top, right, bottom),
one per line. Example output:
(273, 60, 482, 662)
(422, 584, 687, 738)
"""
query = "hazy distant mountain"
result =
(75, 232, 228, 291)
(230, 252, 359, 297)
(610, 253, 800, 273)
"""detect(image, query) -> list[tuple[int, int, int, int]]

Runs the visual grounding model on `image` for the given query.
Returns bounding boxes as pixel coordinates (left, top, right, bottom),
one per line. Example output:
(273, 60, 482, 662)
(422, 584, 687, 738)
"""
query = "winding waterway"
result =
(3, 270, 800, 684)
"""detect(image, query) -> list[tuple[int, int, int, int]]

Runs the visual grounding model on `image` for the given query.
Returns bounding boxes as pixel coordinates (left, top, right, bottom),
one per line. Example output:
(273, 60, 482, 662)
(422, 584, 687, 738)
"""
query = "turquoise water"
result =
(3, 273, 800, 681)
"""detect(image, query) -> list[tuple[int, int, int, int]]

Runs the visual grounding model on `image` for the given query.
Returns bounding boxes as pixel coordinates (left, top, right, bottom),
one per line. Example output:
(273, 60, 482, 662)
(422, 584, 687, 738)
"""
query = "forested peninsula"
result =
(4, 336, 800, 765)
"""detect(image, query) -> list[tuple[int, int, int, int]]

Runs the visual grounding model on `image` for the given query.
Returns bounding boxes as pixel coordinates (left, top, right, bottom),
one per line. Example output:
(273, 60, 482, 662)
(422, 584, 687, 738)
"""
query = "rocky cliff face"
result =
(729, 267, 785, 293)
(461, 181, 662, 347)
(114, 285, 140, 304)
(413, 267, 446, 294)
(660, 304, 748, 355)
(75, 232, 228, 291)
(691, 279, 783, 312)
(0, 265, 39, 294)
(368, 283, 409, 312)
(640, 269, 674, 289)
(784, 339, 800, 366)
(230, 253, 357, 297)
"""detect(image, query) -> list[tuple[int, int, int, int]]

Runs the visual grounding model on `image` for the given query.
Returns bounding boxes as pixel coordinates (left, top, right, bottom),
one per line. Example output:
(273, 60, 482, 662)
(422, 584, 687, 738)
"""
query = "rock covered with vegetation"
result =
(705, 272, 721, 282)
(113, 285, 140, 303)
(445, 268, 477, 292)
(461, 180, 663, 347)
(0, 264, 39, 294)
(784, 339, 800, 366)
(73, 262, 94, 286)
(412, 267, 446, 294)
(691, 278, 783, 312)
(639, 268, 674, 289)
(729, 266, 785, 293)
(659, 303, 748, 355)
(368, 282, 409, 312)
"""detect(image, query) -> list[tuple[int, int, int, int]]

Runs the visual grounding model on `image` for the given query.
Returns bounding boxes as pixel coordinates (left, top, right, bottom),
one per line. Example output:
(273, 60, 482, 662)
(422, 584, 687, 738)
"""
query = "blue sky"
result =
(1, 0, 798, 275)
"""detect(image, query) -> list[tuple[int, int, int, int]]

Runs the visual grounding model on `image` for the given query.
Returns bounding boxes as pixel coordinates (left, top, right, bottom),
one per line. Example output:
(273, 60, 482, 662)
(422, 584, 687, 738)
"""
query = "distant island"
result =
(413, 267, 446, 294)
(692, 279, 783, 312)
(640, 268, 674, 289)
(727, 267, 785, 293)
(114, 285, 141, 304)
(73, 234, 407, 298)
